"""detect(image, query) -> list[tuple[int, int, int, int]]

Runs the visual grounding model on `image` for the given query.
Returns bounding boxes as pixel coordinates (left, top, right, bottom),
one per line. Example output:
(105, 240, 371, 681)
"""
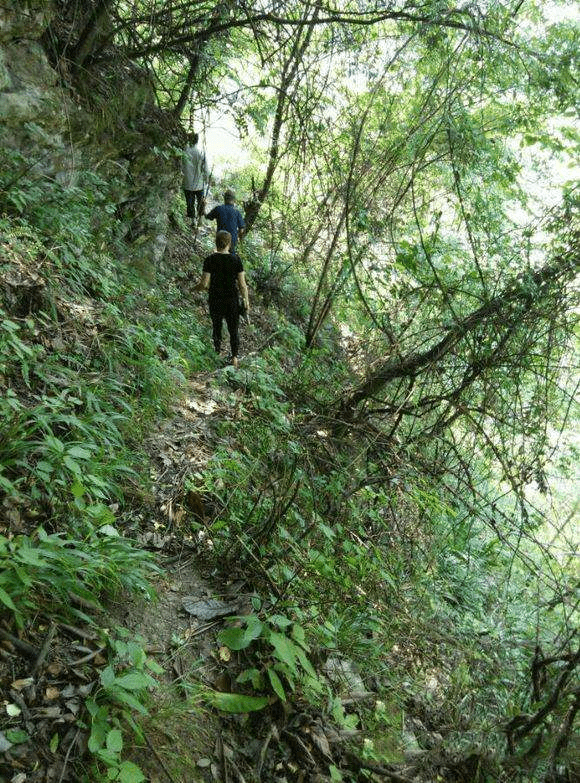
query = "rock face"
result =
(0, 1, 174, 277)
(0, 2, 54, 42)
(0, 41, 61, 128)
(0, 2, 72, 158)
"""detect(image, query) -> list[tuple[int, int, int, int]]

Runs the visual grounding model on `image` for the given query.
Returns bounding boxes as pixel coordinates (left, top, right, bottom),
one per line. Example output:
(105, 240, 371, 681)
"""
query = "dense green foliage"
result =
(1, 0, 578, 780)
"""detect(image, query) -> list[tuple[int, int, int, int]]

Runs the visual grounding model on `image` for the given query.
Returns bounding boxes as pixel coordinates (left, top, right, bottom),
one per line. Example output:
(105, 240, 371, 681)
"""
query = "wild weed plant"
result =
(0, 524, 157, 628)
(79, 633, 163, 783)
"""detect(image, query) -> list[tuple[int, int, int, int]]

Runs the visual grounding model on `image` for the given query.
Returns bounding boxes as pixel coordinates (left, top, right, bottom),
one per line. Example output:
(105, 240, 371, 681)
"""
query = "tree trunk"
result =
(71, 0, 114, 70)
(173, 51, 203, 118)
(305, 207, 347, 347)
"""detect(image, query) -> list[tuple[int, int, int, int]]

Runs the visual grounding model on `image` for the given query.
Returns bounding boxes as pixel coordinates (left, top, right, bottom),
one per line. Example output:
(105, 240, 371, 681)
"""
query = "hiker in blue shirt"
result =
(205, 189, 245, 252)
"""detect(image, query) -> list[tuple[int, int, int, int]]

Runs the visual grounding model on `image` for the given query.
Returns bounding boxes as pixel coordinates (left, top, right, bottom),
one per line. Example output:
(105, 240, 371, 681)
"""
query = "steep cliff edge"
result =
(1, 1, 176, 277)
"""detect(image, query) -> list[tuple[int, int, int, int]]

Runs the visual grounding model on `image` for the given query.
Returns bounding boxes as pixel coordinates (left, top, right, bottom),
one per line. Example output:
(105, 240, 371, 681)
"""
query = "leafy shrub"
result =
(0, 380, 135, 510)
(0, 524, 157, 628)
(213, 609, 321, 709)
(82, 633, 163, 783)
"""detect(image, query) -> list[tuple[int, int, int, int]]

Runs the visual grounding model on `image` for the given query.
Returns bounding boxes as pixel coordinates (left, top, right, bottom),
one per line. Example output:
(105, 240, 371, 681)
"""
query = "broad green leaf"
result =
(114, 671, 153, 691)
(71, 480, 86, 498)
(88, 723, 106, 753)
(128, 642, 146, 668)
(267, 668, 286, 701)
(109, 688, 149, 715)
(207, 691, 269, 713)
(16, 548, 44, 567)
(269, 631, 298, 676)
(295, 647, 316, 678)
(50, 732, 59, 753)
(118, 761, 146, 783)
(218, 626, 251, 650)
(219, 617, 263, 651)
(268, 614, 293, 628)
(100, 666, 116, 688)
(67, 446, 92, 459)
(243, 616, 264, 644)
(210, 519, 228, 531)
(97, 748, 119, 766)
(5, 729, 28, 744)
(145, 658, 164, 674)
(273, 662, 295, 691)
(236, 668, 263, 689)
(291, 623, 310, 650)
(44, 436, 65, 454)
(0, 473, 17, 492)
(63, 456, 81, 474)
(106, 729, 123, 754)
(0, 586, 16, 611)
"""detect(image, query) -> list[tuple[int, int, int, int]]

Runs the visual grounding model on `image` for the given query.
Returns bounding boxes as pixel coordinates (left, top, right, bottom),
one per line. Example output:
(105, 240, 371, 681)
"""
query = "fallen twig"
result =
(227, 756, 247, 783)
(68, 591, 100, 612)
(340, 691, 377, 705)
(0, 628, 38, 658)
(255, 724, 278, 780)
(57, 728, 80, 783)
(58, 622, 98, 640)
(345, 751, 415, 782)
(32, 622, 57, 676)
(218, 732, 230, 783)
(71, 646, 106, 666)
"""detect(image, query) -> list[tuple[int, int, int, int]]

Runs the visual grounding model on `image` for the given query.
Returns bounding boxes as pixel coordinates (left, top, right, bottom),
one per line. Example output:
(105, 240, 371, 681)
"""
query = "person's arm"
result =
(193, 272, 210, 292)
(237, 272, 249, 311)
(205, 206, 216, 221)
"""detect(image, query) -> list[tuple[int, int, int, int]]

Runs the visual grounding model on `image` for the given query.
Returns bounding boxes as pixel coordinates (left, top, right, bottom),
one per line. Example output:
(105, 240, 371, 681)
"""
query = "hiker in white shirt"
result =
(182, 132, 209, 222)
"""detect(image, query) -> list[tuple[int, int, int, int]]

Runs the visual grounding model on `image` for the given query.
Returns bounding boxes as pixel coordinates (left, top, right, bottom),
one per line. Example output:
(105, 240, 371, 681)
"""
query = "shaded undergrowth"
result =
(0, 156, 577, 783)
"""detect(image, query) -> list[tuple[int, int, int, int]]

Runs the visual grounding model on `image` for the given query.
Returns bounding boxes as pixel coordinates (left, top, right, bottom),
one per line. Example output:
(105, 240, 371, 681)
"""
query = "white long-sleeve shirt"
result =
(182, 144, 209, 190)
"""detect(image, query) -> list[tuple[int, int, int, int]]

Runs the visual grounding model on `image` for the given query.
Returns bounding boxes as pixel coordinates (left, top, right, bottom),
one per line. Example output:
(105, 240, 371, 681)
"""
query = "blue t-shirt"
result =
(206, 204, 245, 248)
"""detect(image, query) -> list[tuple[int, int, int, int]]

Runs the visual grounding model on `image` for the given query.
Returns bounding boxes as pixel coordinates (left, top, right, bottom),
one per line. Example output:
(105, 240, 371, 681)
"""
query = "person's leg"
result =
(224, 300, 240, 363)
(184, 189, 196, 218)
(193, 189, 204, 220)
(209, 301, 223, 353)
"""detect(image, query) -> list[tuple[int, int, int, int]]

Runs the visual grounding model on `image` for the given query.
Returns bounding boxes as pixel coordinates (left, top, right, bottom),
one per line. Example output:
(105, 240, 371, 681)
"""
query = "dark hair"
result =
(188, 132, 199, 144)
(216, 230, 231, 250)
(224, 189, 235, 203)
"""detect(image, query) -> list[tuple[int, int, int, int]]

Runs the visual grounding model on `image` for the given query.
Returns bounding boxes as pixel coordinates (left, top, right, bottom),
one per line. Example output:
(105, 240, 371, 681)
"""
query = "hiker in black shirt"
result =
(194, 230, 250, 367)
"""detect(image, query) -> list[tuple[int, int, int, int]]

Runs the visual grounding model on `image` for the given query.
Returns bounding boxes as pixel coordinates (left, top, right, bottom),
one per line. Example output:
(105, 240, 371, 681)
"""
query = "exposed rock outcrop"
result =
(0, 1, 176, 277)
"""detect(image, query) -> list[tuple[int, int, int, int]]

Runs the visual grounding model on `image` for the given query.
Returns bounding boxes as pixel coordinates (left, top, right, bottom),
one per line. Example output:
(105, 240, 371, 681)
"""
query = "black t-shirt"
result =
(202, 252, 243, 299)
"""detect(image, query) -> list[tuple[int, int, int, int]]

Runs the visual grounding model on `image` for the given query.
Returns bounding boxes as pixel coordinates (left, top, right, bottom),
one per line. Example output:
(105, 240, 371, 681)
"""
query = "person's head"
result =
(188, 131, 199, 145)
(224, 189, 236, 204)
(216, 230, 232, 251)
